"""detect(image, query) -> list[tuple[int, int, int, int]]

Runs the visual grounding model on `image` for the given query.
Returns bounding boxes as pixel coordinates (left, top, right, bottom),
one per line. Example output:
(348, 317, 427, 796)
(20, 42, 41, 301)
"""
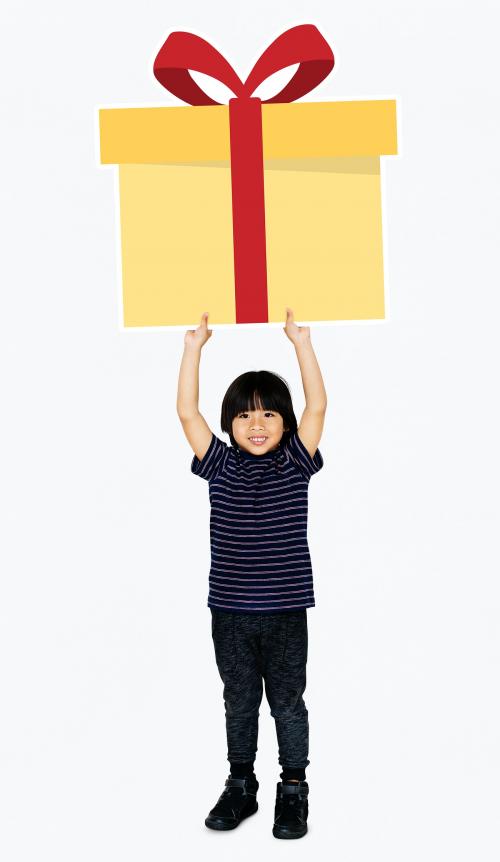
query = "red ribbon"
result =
(153, 25, 334, 323)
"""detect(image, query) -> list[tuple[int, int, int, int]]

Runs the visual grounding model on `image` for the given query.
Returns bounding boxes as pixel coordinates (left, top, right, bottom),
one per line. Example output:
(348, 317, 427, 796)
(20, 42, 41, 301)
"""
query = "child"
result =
(177, 308, 327, 839)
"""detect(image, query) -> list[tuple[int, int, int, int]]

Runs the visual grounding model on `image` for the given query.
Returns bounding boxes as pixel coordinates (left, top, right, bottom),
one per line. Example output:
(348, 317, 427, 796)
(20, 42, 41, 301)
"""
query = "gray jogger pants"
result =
(210, 608, 310, 770)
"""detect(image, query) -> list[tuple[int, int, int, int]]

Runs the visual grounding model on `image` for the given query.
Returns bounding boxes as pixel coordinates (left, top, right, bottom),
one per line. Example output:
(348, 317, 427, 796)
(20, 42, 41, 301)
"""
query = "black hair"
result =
(221, 370, 298, 449)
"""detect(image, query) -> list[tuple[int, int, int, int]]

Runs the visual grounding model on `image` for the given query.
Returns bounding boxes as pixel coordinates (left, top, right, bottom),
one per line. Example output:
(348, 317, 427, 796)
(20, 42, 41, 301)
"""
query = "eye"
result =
(237, 411, 275, 418)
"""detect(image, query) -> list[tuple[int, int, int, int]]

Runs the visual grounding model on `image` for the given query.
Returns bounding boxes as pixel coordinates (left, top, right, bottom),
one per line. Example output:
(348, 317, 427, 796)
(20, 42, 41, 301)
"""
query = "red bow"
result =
(154, 25, 334, 323)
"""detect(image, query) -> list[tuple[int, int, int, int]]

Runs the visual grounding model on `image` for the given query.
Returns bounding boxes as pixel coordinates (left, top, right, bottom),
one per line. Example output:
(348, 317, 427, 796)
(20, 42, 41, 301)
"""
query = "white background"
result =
(1, 1, 499, 859)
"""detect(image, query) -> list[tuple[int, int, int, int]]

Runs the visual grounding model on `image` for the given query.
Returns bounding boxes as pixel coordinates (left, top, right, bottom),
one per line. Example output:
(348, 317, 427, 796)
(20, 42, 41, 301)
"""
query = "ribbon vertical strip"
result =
(228, 97, 268, 323)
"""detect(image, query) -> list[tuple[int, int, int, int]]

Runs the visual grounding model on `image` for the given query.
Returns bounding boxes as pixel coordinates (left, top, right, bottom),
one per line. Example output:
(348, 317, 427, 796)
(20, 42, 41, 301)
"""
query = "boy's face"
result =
(232, 405, 288, 455)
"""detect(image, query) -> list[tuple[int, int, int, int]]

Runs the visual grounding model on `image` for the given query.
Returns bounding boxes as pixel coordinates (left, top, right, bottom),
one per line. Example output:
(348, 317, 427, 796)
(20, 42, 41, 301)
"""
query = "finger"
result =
(286, 307, 294, 321)
(200, 311, 209, 327)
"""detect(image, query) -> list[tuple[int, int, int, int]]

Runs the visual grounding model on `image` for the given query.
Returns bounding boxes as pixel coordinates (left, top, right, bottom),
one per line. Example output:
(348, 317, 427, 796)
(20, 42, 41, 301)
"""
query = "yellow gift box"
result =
(99, 31, 397, 327)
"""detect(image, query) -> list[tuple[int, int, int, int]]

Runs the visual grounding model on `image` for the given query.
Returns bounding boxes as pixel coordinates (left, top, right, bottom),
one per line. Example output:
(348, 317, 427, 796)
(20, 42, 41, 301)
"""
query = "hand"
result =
(283, 307, 310, 346)
(184, 312, 213, 350)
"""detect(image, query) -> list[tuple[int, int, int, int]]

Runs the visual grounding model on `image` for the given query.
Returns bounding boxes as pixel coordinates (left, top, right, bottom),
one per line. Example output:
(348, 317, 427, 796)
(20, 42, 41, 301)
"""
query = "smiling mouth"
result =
(248, 437, 267, 444)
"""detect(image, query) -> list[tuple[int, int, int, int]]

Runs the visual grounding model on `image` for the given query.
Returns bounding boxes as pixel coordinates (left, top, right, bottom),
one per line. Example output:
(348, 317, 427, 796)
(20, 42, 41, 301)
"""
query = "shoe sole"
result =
(205, 801, 258, 830)
(272, 824, 308, 839)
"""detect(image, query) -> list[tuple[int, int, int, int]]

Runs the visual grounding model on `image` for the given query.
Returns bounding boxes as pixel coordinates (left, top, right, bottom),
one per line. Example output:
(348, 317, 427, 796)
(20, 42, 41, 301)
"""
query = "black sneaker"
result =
(205, 775, 259, 830)
(272, 780, 309, 839)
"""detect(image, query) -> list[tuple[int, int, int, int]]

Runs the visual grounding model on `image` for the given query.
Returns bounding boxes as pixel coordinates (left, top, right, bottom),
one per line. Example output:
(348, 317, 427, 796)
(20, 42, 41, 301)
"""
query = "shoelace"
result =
(278, 785, 307, 804)
(222, 787, 245, 799)
(220, 782, 256, 802)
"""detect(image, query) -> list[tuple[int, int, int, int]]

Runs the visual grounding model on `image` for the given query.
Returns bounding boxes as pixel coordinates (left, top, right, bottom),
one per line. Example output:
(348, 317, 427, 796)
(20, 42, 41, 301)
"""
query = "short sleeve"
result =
(284, 431, 324, 480)
(191, 433, 227, 481)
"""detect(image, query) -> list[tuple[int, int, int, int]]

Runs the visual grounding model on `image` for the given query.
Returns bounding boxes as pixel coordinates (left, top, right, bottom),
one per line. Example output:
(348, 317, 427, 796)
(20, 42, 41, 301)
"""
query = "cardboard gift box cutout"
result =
(99, 25, 397, 327)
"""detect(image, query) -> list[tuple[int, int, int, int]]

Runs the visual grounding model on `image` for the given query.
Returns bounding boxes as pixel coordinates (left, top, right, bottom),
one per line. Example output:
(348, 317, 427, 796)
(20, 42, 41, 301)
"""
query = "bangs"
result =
(233, 383, 282, 416)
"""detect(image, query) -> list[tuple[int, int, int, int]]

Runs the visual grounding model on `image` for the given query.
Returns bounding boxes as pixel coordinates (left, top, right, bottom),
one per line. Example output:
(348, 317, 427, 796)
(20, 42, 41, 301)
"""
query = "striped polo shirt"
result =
(191, 430, 324, 614)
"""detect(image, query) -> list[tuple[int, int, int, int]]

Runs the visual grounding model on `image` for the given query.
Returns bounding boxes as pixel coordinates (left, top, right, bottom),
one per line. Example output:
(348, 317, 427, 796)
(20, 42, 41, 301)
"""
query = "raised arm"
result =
(283, 307, 327, 458)
(177, 312, 214, 462)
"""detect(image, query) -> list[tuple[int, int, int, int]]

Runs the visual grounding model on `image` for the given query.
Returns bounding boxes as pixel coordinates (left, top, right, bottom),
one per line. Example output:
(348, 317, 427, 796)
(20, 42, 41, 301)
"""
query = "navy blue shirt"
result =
(191, 431, 324, 614)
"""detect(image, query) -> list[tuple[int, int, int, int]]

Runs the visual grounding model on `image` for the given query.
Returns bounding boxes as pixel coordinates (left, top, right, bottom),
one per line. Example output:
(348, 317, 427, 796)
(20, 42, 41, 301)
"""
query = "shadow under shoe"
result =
(205, 775, 259, 831)
(273, 780, 309, 839)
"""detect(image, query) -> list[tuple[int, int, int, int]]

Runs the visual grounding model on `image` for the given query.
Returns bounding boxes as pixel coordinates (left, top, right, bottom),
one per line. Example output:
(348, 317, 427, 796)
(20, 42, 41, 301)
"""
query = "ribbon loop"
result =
(154, 31, 245, 105)
(243, 24, 334, 102)
(154, 25, 334, 106)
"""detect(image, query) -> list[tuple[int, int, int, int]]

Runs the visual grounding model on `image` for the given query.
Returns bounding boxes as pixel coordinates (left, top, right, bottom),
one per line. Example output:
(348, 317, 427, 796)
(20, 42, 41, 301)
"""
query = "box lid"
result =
(99, 99, 397, 164)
